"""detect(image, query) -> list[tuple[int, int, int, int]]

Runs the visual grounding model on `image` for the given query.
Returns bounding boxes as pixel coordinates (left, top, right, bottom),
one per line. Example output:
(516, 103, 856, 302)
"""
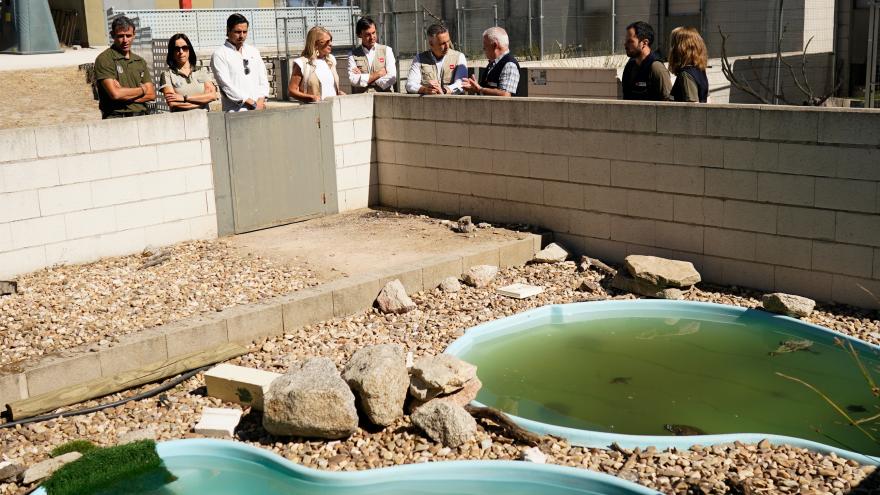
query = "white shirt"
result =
(347, 44, 397, 91)
(210, 40, 270, 112)
(405, 51, 468, 94)
(294, 57, 337, 101)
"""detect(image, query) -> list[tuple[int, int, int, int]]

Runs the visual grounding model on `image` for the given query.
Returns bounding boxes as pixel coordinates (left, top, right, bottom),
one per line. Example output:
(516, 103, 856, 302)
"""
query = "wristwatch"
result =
(183, 95, 189, 103)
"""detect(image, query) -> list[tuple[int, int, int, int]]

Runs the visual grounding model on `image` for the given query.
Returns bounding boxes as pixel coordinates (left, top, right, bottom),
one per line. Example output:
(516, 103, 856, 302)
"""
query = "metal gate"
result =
(208, 104, 338, 235)
(867, 0, 880, 107)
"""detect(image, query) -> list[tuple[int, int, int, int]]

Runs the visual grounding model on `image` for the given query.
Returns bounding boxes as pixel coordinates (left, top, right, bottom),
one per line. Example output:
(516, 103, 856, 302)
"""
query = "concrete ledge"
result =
(0, 234, 539, 408)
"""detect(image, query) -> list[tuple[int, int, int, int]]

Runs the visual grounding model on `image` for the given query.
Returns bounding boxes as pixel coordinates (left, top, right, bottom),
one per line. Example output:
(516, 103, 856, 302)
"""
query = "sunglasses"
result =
(173, 45, 190, 52)
(243, 58, 250, 75)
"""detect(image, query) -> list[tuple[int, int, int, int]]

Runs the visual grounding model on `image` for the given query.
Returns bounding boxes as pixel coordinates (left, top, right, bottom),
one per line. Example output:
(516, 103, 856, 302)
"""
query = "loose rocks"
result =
(343, 344, 409, 426)
(263, 358, 358, 439)
(762, 293, 816, 318)
(533, 243, 569, 263)
(376, 279, 416, 314)
(411, 401, 477, 448)
(21, 452, 81, 485)
(625, 255, 701, 288)
(439, 277, 461, 293)
(409, 354, 477, 401)
(461, 265, 498, 288)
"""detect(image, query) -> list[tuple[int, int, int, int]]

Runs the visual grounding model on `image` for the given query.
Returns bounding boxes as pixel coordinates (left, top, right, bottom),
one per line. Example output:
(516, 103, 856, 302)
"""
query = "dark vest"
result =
(479, 52, 521, 96)
(622, 52, 660, 101)
(679, 66, 709, 103)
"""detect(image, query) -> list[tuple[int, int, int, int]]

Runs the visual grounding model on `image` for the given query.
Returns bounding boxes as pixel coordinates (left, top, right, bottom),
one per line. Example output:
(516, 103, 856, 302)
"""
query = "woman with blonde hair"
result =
(667, 26, 709, 103)
(289, 26, 345, 102)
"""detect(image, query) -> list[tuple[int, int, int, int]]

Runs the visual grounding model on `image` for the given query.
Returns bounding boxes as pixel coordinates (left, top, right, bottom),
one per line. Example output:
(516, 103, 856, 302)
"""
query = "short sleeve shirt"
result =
(94, 46, 153, 115)
(159, 66, 215, 111)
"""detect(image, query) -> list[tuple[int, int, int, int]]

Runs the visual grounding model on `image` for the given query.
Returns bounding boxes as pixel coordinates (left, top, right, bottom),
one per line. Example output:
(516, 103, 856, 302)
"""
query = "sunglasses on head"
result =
(174, 45, 190, 52)
(243, 58, 250, 75)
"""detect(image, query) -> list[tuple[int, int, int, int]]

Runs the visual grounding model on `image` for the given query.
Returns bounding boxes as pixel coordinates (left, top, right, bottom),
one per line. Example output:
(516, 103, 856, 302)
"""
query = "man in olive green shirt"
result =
(94, 16, 156, 119)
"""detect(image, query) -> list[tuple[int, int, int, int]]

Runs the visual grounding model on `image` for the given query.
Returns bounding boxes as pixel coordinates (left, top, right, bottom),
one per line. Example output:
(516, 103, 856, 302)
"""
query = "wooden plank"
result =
(6, 342, 247, 420)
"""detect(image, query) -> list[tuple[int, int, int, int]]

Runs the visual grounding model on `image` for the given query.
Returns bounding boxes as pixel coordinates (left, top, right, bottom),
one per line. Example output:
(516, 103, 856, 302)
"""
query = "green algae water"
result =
(459, 311, 880, 456)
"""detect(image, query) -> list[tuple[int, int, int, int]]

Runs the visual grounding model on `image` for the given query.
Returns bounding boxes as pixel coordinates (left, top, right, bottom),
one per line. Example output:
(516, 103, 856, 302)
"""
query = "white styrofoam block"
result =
(88, 118, 140, 152)
(193, 407, 242, 438)
(45, 237, 99, 266)
(205, 363, 281, 411)
(11, 215, 66, 249)
(184, 110, 209, 140)
(497, 283, 545, 299)
(1, 159, 60, 193)
(0, 191, 40, 223)
(108, 146, 159, 177)
(138, 112, 186, 146)
(139, 169, 188, 200)
(156, 140, 204, 170)
(189, 215, 218, 239)
(0, 246, 46, 279)
(65, 206, 117, 239)
(57, 153, 112, 185)
(184, 164, 214, 192)
(0, 128, 37, 163)
(38, 182, 93, 216)
(162, 192, 207, 222)
(35, 124, 91, 158)
(115, 197, 166, 230)
(144, 219, 192, 247)
(91, 175, 143, 207)
(97, 228, 146, 258)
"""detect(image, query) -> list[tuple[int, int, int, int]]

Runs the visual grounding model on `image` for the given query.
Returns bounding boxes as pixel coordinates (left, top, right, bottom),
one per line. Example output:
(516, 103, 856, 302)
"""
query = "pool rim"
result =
(444, 299, 880, 465)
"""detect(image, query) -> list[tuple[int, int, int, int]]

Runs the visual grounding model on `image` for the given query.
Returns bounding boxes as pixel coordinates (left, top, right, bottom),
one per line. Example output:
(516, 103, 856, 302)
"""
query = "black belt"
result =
(103, 111, 148, 119)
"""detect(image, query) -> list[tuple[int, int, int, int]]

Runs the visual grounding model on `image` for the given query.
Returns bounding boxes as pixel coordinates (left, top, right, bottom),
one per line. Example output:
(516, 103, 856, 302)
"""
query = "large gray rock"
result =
(461, 265, 498, 288)
(610, 272, 666, 298)
(533, 243, 569, 263)
(410, 354, 478, 401)
(0, 461, 24, 482)
(624, 255, 701, 288)
(762, 293, 816, 318)
(439, 276, 461, 293)
(343, 344, 409, 426)
(263, 358, 359, 439)
(411, 400, 477, 448)
(408, 377, 482, 413)
(376, 279, 416, 314)
(21, 452, 82, 485)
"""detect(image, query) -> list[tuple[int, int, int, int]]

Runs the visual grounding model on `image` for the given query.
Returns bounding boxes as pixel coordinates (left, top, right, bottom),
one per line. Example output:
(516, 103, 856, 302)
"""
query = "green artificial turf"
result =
(50, 440, 99, 458)
(43, 440, 176, 495)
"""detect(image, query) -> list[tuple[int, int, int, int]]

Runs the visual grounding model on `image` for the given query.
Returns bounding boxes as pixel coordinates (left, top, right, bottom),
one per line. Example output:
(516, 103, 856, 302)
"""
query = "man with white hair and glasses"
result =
(462, 26, 521, 97)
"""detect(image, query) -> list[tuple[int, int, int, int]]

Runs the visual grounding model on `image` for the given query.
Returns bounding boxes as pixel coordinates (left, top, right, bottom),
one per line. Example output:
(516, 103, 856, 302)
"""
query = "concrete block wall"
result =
(373, 94, 880, 309)
(0, 112, 217, 279)
(527, 68, 619, 99)
(329, 94, 378, 212)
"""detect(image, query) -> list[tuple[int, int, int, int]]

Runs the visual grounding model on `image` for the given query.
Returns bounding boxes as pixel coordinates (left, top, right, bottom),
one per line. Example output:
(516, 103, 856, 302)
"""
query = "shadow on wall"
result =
(725, 51, 834, 105)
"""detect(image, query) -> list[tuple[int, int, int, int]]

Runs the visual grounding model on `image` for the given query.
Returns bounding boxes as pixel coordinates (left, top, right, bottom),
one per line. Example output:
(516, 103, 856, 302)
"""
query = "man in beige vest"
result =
(405, 24, 467, 95)
(348, 17, 396, 93)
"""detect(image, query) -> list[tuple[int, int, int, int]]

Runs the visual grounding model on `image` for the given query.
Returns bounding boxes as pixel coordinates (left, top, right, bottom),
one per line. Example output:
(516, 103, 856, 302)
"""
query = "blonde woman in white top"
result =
(289, 26, 346, 103)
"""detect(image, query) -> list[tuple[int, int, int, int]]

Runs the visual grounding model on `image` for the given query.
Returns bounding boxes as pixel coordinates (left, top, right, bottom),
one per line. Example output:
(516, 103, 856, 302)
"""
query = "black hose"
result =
(0, 366, 211, 429)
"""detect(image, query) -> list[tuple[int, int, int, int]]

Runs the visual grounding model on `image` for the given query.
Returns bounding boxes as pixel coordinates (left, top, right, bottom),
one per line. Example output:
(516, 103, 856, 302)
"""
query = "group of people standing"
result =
(93, 13, 708, 119)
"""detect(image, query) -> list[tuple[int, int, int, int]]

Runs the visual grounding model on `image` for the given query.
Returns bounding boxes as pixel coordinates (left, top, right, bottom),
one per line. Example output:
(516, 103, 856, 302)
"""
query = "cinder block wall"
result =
(0, 112, 217, 279)
(373, 94, 880, 309)
(329, 94, 378, 212)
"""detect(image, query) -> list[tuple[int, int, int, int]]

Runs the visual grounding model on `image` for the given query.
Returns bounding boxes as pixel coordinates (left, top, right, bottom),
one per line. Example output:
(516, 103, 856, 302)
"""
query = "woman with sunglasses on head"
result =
(289, 26, 346, 103)
(159, 33, 218, 111)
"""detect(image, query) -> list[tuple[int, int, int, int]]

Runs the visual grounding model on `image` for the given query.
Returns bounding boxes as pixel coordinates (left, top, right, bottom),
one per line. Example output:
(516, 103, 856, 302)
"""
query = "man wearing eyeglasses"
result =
(210, 13, 270, 112)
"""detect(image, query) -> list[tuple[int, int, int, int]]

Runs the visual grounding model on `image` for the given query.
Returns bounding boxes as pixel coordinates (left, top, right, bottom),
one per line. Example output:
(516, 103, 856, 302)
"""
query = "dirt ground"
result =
(227, 209, 532, 282)
(0, 66, 100, 129)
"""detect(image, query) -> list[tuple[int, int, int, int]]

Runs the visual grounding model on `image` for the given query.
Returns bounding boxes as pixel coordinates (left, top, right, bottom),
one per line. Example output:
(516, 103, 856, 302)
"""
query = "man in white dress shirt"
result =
(348, 17, 396, 93)
(405, 24, 467, 95)
(210, 13, 270, 112)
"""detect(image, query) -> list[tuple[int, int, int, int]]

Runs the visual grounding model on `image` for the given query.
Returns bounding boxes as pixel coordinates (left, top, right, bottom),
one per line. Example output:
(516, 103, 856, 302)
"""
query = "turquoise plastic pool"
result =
(34, 438, 660, 494)
(445, 300, 880, 465)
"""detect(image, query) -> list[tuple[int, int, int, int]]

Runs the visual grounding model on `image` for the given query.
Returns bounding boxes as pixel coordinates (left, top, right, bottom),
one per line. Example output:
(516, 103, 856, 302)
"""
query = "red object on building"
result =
(179, 0, 192, 9)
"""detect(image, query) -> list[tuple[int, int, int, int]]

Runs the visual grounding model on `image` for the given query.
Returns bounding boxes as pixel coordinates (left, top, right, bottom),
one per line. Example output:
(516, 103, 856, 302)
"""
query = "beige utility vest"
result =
(416, 48, 461, 86)
(295, 54, 340, 99)
(351, 44, 393, 94)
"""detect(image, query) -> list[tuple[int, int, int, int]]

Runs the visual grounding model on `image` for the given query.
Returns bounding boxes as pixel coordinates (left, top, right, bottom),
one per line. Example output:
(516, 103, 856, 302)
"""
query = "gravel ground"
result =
(2, 259, 879, 494)
(0, 240, 318, 371)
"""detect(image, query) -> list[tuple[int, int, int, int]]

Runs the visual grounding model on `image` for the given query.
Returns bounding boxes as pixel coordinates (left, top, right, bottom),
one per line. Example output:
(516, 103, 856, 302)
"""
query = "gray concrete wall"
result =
(372, 94, 880, 309)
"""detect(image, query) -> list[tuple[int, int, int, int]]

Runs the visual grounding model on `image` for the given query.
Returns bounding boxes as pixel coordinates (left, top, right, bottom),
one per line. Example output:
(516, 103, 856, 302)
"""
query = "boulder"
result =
(576, 279, 601, 293)
(461, 265, 498, 288)
(610, 272, 666, 298)
(661, 288, 685, 300)
(409, 354, 478, 401)
(409, 377, 482, 413)
(762, 293, 816, 318)
(21, 452, 82, 485)
(376, 279, 416, 314)
(0, 461, 24, 482)
(411, 401, 477, 448)
(263, 358, 358, 439)
(439, 276, 461, 293)
(455, 216, 476, 233)
(624, 255, 701, 288)
(343, 344, 409, 426)
(533, 243, 569, 263)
